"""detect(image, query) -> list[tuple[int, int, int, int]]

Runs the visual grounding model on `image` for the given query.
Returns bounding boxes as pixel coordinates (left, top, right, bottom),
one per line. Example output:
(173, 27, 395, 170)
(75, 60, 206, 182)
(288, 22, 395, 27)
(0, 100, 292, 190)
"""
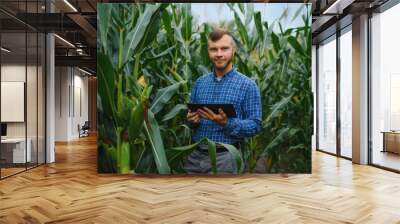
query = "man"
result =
(185, 28, 262, 174)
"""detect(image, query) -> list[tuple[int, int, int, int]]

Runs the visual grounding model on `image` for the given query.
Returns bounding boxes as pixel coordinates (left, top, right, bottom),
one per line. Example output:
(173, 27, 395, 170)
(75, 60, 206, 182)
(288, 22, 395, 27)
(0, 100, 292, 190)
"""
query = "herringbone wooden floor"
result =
(1, 135, 400, 224)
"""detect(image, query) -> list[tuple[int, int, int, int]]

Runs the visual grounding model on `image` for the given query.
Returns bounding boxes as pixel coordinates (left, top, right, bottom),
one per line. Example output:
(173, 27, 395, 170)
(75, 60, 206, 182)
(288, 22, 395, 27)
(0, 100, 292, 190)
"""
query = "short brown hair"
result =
(208, 28, 232, 42)
(208, 28, 236, 48)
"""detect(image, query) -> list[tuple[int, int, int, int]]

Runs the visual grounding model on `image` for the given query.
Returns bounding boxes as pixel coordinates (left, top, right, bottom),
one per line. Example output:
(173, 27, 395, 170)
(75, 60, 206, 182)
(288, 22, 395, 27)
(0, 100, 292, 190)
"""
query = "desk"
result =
(381, 131, 400, 154)
(1, 138, 31, 163)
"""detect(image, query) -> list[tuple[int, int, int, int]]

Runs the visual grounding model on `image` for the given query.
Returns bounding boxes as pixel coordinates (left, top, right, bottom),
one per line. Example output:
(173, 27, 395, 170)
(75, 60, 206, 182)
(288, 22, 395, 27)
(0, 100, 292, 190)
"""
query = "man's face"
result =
(208, 35, 235, 71)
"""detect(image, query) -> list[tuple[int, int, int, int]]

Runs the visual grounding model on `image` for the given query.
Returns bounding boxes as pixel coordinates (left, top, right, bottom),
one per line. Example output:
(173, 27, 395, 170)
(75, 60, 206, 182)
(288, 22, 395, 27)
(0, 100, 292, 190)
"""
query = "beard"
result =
(212, 55, 233, 72)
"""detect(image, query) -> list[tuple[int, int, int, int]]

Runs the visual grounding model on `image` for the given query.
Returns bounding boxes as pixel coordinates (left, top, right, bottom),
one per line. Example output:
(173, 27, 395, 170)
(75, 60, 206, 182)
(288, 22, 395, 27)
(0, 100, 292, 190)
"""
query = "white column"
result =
(46, 32, 55, 163)
(352, 14, 369, 164)
(46, 34, 55, 163)
(45, 0, 55, 163)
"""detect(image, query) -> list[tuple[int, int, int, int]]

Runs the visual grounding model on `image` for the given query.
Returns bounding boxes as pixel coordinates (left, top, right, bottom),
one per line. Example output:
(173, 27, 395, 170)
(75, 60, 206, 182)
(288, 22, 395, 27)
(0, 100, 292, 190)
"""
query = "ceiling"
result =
(0, 0, 97, 74)
(311, 0, 391, 43)
(1, 0, 396, 75)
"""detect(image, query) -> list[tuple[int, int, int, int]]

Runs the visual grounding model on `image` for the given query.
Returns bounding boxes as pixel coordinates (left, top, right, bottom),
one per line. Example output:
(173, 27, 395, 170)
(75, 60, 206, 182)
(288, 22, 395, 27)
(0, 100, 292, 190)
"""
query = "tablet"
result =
(187, 103, 237, 118)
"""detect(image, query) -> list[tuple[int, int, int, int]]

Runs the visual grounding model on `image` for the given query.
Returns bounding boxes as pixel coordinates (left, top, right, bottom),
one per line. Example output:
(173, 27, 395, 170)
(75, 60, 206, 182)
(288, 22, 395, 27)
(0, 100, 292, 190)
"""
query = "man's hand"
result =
(187, 110, 200, 124)
(198, 107, 227, 126)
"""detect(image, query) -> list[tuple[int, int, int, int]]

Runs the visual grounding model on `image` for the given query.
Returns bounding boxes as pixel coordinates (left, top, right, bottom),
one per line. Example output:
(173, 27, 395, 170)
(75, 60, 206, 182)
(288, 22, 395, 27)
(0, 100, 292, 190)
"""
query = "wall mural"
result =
(97, 3, 312, 174)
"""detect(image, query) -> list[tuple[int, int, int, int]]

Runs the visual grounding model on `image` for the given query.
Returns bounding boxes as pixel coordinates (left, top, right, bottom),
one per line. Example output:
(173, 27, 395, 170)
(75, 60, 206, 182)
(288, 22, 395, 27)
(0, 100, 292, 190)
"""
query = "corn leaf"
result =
(218, 142, 243, 174)
(150, 81, 185, 114)
(162, 104, 187, 122)
(143, 111, 171, 174)
(207, 140, 217, 174)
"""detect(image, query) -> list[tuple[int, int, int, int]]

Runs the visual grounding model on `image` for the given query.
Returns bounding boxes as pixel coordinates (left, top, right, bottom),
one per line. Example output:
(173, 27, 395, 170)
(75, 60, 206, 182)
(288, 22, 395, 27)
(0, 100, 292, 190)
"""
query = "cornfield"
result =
(97, 3, 312, 174)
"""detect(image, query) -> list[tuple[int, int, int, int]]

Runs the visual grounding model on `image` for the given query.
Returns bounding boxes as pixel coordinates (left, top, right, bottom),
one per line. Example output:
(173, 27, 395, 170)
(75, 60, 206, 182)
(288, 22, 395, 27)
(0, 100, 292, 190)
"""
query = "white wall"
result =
(55, 67, 69, 141)
(1, 63, 46, 164)
(55, 66, 89, 141)
(72, 73, 89, 138)
(1, 65, 26, 139)
(1, 65, 41, 137)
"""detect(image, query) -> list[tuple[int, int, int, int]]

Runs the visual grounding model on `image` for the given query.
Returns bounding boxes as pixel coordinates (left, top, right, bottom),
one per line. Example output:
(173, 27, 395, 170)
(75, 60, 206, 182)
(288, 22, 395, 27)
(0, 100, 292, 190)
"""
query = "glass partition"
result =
(1, 30, 27, 177)
(0, 1, 46, 179)
(38, 32, 45, 165)
(27, 30, 38, 169)
(317, 35, 337, 155)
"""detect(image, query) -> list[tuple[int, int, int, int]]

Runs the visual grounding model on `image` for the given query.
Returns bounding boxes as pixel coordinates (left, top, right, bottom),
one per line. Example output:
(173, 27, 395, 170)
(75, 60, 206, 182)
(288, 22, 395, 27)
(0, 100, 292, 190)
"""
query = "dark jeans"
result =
(184, 147, 244, 175)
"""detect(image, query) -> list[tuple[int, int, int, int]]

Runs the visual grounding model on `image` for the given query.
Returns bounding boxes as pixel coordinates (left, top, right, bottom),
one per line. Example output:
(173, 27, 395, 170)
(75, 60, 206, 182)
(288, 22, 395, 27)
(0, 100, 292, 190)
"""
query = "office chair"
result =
(79, 121, 90, 138)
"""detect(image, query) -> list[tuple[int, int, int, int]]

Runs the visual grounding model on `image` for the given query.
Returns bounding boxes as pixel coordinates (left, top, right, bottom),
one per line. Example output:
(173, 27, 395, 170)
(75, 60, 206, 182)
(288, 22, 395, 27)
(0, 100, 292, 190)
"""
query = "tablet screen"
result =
(187, 103, 237, 118)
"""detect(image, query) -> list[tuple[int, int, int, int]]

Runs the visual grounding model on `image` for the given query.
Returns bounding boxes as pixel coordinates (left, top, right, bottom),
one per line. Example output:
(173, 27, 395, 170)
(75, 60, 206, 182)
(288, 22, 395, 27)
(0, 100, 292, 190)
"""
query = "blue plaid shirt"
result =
(189, 67, 262, 144)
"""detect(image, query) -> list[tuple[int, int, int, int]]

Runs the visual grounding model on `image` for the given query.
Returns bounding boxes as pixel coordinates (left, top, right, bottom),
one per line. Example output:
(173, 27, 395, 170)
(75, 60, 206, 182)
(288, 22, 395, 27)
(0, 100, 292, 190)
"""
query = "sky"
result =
(190, 3, 311, 31)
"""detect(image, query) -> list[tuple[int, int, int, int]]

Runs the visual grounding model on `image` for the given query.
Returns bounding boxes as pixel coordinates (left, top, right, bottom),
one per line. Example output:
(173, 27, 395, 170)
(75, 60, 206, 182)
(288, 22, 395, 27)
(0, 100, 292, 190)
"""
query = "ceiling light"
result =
(323, 0, 340, 14)
(78, 67, 92, 76)
(1, 47, 11, 53)
(63, 0, 78, 12)
(322, 0, 354, 15)
(54, 34, 75, 48)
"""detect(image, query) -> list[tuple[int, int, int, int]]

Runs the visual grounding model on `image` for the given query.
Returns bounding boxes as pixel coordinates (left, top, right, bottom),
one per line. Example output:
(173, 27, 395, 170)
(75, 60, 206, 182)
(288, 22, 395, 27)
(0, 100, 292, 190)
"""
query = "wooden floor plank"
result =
(0, 134, 400, 223)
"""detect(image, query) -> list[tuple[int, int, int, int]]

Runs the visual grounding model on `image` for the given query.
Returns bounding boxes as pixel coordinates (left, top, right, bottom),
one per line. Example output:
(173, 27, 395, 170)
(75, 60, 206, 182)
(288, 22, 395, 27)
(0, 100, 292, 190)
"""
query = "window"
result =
(317, 36, 337, 154)
(371, 3, 400, 171)
(339, 28, 352, 158)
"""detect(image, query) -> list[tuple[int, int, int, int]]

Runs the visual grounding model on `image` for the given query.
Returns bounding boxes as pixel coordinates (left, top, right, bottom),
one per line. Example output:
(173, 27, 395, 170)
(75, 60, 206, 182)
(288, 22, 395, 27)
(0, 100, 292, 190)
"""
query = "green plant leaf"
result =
(123, 4, 161, 65)
(291, 6, 304, 22)
(254, 11, 264, 41)
(130, 143, 145, 172)
(162, 104, 187, 122)
(288, 36, 306, 57)
(238, 3, 245, 14)
(143, 111, 171, 174)
(150, 81, 185, 114)
(218, 142, 243, 174)
(97, 53, 116, 124)
(98, 4, 112, 53)
(263, 94, 292, 126)
(244, 3, 254, 26)
(135, 7, 163, 55)
(162, 9, 173, 42)
(271, 32, 280, 53)
(261, 127, 290, 157)
(181, 4, 192, 41)
(166, 139, 205, 168)
(129, 102, 144, 142)
(148, 45, 176, 60)
(207, 140, 217, 174)
(287, 144, 306, 153)
(234, 12, 248, 47)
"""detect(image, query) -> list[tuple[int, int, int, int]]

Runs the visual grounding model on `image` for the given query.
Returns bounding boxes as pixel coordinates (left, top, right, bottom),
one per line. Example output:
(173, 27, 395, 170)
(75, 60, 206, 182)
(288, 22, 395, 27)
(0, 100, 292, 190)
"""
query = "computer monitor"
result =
(1, 123, 7, 137)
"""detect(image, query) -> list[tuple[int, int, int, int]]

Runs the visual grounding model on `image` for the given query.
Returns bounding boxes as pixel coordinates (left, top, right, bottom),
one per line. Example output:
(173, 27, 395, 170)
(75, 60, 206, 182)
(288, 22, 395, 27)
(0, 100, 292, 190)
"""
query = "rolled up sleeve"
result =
(223, 81, 262, 138)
